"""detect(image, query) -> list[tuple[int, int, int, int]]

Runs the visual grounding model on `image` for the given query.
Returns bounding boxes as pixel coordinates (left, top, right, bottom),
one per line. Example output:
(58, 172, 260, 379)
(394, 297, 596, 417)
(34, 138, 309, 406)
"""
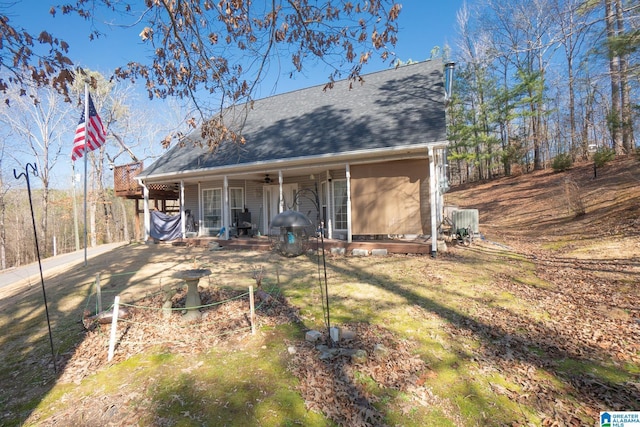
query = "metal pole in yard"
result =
(13, 163, 57, 372)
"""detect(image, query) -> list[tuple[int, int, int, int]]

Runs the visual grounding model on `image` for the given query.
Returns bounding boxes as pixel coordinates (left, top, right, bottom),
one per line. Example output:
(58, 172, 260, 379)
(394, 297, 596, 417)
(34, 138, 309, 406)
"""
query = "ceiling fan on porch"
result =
(251, 174, 273, 184)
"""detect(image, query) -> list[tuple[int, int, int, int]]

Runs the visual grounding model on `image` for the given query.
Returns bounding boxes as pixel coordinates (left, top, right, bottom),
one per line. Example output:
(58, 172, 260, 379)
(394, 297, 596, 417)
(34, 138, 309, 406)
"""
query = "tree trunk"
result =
(0, 195, 5, 270)
(119, 198, 130, 242)
(41, 187, 49, 257)
(90, 197, 97, 248)
(605, 0, 623, 154)
(620, 56, 634, 153)
(615, 0, 635, 152)
(567, 58, 578, 158)
(103, 197, 112, 243)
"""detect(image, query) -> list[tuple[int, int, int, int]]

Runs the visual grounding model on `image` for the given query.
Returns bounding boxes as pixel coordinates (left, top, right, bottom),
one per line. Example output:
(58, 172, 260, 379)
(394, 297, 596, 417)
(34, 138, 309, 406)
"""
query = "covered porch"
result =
(132, 146, 448, 256)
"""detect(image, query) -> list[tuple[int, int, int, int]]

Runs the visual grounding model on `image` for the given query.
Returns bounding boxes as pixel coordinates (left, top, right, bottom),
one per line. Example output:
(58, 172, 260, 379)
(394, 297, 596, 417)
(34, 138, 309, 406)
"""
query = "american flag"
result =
(71, 94, 106, 161)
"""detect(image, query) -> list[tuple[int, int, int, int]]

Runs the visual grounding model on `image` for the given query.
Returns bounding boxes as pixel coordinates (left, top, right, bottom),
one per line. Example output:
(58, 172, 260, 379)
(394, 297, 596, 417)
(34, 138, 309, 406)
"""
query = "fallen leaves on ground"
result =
(57, 286, 297, 385)
(439, 241, 640, 424)
(287, 323, 454, 427)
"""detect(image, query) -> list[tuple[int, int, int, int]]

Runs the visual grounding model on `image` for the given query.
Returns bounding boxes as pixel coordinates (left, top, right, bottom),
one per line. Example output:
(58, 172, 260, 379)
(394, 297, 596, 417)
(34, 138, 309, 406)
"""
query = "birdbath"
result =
(174, 268, 211, 321)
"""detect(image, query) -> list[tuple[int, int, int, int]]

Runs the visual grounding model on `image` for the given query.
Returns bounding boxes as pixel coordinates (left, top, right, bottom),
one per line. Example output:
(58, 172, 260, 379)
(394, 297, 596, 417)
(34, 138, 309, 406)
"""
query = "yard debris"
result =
(288, 323, 436, 427)
(82, 307, 130, 329)
(305, 330, 322, 342)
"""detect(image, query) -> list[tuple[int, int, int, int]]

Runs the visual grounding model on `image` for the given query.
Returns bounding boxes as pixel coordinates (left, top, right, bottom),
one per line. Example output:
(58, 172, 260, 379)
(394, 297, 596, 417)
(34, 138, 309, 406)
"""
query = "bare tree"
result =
(579, 0, 638, 155)
(615, 0, 635, 152)
(550, 0, 596, 159)
(604, 0, 624, 154)
(69, 69, 178, 247)
(0, 84, 70, 256)
(0, 155, 8, 270)
(4, 1, 401, 148)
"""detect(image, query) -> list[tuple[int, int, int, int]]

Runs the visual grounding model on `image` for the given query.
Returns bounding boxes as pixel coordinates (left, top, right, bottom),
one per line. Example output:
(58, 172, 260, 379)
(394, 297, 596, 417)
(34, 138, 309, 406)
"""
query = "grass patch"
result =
(541, 239, 574, 251)
(556, 358, 636, 384)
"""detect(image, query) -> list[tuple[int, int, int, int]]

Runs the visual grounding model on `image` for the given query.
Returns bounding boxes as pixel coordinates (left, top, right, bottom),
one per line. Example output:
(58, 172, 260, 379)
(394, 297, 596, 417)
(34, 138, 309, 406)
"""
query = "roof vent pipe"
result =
(444, 62, 456, 101)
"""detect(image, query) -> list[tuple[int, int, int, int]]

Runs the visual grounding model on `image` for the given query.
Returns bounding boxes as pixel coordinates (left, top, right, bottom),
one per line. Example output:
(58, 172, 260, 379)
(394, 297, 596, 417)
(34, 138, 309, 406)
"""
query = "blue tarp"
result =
(150, 210, 182, 241)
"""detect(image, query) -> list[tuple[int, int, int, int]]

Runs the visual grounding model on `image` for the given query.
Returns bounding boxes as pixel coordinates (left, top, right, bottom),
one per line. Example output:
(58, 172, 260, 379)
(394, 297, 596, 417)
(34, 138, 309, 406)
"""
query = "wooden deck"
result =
(169, 236, 433, 255)
(114, 162, 179, 200)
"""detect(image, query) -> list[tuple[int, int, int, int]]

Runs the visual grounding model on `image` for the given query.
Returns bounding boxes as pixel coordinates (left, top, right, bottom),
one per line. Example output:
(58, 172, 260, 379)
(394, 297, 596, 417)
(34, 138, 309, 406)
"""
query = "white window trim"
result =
(201, 187, 223, 233)
(228, 187, 245, 226)
(332, 178, 348, 231)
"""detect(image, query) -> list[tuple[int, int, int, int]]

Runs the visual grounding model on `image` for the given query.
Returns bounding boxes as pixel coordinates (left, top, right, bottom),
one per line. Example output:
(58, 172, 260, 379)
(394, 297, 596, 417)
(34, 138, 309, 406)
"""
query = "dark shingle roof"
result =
(139, 58, 446, 179)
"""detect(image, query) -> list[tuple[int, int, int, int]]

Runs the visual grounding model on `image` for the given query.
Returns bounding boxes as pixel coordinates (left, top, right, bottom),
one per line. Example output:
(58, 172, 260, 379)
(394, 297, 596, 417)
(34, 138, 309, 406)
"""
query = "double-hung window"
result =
(333, 179, 347, 230)
(202, 188, 222, 232)
(229, 188, 244, 226)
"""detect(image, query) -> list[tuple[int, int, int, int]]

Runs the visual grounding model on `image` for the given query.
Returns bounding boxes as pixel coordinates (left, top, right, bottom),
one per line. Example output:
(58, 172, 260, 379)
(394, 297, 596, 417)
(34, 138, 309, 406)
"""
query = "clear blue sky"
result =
(6, 1, 464, 96)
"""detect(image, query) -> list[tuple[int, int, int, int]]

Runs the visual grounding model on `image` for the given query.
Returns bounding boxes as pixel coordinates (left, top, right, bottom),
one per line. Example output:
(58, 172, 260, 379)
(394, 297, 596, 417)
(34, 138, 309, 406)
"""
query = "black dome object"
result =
(270, 210, 313, 228)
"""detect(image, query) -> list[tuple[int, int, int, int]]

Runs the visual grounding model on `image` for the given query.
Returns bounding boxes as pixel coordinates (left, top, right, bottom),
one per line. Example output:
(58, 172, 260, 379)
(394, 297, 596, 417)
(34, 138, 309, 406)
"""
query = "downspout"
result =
(223, 176, 229, 239)
(346, 163, 352, 243)
(438, 149, 448, 229)
(180, 180, 185, 238)
(429, 146, 438, 257)
(437, 62, 456, 256)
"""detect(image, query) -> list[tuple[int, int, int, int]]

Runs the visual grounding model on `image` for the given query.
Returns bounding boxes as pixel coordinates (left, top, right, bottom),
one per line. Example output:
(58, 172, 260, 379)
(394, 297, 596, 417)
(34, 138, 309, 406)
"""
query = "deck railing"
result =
(114, 162, 179, 199)
(114, 162, 144, 197)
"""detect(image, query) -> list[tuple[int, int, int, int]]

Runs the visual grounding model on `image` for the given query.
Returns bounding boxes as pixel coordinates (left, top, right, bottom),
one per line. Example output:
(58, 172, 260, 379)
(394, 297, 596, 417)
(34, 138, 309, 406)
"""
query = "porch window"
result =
(333, 179, 347, 230)
(202, 188, 222, 231)
(229, 187, 244, 226)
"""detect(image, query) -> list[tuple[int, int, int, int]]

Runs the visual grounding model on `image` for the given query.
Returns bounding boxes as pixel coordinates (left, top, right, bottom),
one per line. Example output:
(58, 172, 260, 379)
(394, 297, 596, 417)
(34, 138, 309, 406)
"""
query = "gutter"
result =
(136, 140, 449, 184)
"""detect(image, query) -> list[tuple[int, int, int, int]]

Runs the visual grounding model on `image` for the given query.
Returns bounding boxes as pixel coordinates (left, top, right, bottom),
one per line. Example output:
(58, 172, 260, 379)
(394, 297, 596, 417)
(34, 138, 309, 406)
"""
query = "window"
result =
(333, 179, 347, 230)
(229, 188, 244, 226)
(202, 188, 222, 230)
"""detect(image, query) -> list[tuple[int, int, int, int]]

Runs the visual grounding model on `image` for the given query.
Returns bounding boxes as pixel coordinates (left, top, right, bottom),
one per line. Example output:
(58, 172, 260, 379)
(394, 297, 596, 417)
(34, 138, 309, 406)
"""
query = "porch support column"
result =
(223, 176, 230, 239)
(141, 181, 150, 242)
(326, 170, 333, 239)
(278, 170, 284, 213)
(180, 180, 185, 238)
(429, 146, 437, 257)
(197, 182, 202, 236)
(346, 163, 352, 243)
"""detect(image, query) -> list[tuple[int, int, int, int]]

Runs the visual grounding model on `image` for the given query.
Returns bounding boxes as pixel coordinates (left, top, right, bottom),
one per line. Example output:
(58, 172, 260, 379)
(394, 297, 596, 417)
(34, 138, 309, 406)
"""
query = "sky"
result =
(3, 1, 465, 186)
(6, 1, 464, 93)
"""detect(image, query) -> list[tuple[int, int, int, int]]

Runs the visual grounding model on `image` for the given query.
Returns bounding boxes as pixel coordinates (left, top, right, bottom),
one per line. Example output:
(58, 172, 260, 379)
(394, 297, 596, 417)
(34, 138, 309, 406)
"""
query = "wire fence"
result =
(80, 270, 286, 362)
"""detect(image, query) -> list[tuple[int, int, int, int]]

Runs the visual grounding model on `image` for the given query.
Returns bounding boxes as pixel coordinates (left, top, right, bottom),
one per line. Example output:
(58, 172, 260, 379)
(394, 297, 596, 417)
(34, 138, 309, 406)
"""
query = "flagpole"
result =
(83, 81, 89, 266)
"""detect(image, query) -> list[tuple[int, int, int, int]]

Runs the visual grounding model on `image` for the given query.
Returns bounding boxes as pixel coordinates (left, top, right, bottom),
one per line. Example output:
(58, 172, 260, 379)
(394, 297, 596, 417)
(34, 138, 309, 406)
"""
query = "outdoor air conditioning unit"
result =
(451, 209, 479, 235)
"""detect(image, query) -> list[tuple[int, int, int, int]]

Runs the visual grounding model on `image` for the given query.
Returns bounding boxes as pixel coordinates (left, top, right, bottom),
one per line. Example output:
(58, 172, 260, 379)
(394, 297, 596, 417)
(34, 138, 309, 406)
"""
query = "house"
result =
(133, 58, 453, 256)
